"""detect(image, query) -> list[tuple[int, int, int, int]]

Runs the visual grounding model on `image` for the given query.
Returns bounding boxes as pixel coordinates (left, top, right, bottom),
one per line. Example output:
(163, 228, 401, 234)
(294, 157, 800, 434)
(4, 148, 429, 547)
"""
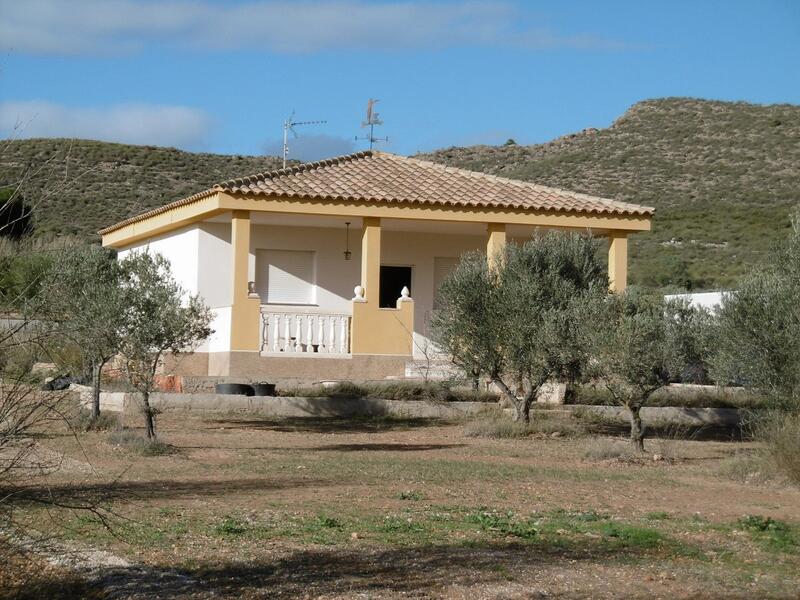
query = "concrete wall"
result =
(91, 391, 494, 419)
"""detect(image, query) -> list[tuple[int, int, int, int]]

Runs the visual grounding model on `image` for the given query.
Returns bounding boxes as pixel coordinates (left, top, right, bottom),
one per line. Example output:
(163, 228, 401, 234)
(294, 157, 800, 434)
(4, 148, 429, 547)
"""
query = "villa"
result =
(99, 151, 653, 380)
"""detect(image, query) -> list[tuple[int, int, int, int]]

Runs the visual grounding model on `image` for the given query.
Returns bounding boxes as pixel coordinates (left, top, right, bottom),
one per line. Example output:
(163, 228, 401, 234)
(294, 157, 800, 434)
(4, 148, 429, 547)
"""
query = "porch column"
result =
(608, 232, 628, 293)
(486, 223, 507, 270)
(351, 216, 414, 355)
(361, 216, 381, 302)
(230, 210, 261, 351)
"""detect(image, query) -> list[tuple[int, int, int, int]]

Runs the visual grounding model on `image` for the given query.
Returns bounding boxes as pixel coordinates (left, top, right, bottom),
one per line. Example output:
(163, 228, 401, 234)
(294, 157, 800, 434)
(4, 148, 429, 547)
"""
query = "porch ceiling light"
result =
(343, 221, 352, 260)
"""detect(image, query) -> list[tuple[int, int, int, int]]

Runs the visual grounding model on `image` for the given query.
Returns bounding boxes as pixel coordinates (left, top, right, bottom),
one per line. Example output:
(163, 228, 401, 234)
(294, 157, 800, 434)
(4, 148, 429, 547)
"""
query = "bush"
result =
(108, 429, 170, 456)
(71, 409, 120, 432)
(583, 437, 631, 460)
(571, 384, 765, 409)
(464, 412, 584, 439)
(464, 417, 530, 439)
(758, 413, 800, 485)
(279, 380, 499, 403)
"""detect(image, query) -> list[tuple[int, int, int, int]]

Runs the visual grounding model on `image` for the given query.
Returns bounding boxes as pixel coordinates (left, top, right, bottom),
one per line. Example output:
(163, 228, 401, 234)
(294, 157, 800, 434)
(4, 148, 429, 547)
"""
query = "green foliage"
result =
(737, 515, 798, 553)
(711, 209, 800, 409)
(420, 98, 800, 291)
(0, 138, 287, 243)
(0, 241, 55, 310)
(431, 231, 607, 422)
(117, 252, 213, 439)
(214, 516, 248, 536)
(589, 289, 710, 450)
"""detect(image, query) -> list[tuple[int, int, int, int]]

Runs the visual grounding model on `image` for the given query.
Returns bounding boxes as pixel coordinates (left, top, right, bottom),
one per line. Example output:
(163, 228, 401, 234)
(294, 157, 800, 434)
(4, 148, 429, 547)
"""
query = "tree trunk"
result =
(142, 391, 156, 440)
(493, 377, 530, 422)
(628, 405, 645, 452)
(90, 360, 104, 420)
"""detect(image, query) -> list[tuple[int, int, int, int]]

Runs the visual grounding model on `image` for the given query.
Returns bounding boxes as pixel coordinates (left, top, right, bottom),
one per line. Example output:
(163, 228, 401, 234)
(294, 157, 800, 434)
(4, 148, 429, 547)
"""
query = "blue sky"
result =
(1, 0, 798, 160)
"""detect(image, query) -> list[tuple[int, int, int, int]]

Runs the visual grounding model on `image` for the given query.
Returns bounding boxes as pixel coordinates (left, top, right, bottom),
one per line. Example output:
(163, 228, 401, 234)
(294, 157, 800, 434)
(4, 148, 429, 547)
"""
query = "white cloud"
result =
(263, 134, 356, 162)
(0, 100, 212, 148)
(0, 0, 628, 55)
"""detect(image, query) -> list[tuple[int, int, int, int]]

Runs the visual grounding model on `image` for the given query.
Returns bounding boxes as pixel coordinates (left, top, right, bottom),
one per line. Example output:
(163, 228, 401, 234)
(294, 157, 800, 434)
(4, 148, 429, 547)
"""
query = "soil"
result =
(3, 411, 799, 599)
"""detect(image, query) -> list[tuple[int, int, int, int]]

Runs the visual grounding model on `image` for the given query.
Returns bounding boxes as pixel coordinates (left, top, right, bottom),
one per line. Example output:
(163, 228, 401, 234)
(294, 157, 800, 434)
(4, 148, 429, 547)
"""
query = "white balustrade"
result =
(260, 309, 351, 355)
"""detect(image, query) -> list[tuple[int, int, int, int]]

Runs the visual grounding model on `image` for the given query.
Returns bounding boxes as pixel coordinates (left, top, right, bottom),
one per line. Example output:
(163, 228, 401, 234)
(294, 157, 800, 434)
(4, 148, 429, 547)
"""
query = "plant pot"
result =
(215, 383, 254, 396)
(252, 383, 276, 396)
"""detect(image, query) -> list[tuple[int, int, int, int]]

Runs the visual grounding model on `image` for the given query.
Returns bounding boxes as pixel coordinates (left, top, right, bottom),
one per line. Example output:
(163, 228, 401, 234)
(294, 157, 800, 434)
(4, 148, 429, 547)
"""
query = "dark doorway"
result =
(379, 266, 411, 308)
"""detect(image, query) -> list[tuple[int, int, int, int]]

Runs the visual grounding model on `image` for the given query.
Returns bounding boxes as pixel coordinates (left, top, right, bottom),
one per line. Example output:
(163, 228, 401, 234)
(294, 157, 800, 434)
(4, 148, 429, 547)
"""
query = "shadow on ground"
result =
(309, 442, 467, 452)
(204, 416, 443, 434)
(11, 542, 648, 599)
(10, 476, 325, 507)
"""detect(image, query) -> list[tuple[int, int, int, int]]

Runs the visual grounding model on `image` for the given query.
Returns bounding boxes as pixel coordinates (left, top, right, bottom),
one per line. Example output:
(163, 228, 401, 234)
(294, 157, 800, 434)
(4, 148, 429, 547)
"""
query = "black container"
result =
(215, 383, 254, 396)
(252, 383, 276, 396)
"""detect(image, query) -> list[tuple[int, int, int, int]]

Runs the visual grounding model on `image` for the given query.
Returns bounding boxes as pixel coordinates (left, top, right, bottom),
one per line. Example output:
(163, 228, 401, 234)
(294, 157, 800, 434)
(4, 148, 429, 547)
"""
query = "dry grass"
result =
(760, 412, 800, 485)
(5, 411, 800, 598)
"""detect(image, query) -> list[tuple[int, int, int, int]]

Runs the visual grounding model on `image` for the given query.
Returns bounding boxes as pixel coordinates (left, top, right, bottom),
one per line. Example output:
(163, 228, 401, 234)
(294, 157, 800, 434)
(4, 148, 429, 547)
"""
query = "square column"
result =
(360, 216, 381, 302)
(230, 210, 261, 351)
(486, 223, 507, 270)
(608, 232, 628, 293)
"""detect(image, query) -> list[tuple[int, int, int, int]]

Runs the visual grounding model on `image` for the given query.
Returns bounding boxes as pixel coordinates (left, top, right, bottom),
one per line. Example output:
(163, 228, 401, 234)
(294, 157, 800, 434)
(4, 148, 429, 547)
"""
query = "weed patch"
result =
(737, 515, 798, 553)
(108, 429, 171, 456)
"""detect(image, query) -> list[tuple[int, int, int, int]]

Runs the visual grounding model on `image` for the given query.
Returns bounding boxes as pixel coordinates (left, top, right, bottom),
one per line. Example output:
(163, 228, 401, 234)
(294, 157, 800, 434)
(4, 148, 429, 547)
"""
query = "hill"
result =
(1, 97, 799, 290)
(0, 139, 286, 242)
(418, 98, 800, 290)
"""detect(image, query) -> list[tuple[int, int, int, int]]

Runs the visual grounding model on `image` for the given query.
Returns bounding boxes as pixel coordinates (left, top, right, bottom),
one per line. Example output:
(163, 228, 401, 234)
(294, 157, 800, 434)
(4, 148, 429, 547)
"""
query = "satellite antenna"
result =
(355, 98, 389, 149)
(282, 111, 326, 168)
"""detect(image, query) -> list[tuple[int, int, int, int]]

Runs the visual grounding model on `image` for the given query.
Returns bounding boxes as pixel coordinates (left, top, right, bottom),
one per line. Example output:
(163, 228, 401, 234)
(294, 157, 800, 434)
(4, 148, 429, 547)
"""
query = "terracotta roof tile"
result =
(100, 151, 653, 235)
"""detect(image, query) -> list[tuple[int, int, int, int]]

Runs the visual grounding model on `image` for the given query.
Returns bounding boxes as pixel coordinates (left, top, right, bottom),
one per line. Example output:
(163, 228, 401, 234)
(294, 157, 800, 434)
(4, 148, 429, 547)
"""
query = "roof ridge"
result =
(214, 150, 374, 190)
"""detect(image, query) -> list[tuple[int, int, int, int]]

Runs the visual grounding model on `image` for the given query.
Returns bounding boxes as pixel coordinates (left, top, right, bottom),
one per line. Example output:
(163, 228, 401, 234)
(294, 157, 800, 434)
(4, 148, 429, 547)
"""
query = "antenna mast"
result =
(355, 98, 388, 149)
(282, 111, 326, 168)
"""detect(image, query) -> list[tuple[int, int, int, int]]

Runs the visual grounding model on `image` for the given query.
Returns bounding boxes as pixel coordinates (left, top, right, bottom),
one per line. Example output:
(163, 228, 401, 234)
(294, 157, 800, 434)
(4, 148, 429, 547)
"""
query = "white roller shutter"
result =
(256, 249, 316, 304)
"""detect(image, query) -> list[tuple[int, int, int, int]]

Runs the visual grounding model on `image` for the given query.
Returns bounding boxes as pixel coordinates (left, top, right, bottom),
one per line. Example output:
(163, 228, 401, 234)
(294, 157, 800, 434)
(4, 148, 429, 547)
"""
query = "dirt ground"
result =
(4, 410, 800, 599)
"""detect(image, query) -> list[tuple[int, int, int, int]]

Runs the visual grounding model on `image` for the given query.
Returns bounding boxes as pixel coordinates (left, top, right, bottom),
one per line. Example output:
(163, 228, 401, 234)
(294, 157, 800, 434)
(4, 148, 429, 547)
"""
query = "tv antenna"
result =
(282, 111, 326, 168)
(355, 98, 388, 149)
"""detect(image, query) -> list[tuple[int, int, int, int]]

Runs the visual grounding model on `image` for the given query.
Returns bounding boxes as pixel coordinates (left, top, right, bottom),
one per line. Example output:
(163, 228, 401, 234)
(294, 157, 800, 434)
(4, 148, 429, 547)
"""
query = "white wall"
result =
(197, 223, 232, 308)
(117, 225, 201, 296)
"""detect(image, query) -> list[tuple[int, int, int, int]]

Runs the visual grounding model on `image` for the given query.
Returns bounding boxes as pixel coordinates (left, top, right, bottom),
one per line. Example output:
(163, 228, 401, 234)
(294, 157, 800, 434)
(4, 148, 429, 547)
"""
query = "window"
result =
(433, 257, 459, 309)
(256, 249, 315, 304)
(379, 265, 412, 308)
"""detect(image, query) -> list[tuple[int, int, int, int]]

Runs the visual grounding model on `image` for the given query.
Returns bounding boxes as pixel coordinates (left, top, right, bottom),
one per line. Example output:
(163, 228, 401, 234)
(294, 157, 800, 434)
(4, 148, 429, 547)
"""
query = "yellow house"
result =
(100, 151, 653, 380)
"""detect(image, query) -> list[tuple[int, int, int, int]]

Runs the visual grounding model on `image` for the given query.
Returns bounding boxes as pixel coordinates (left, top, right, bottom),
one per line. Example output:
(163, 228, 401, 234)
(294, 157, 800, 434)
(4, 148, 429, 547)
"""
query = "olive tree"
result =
(711, 209, 800, 409)
(590, 290, 705, 451)
(431, 231, 607, 422)
(118, 252, 212, 439)
(45, 245, 126, 420)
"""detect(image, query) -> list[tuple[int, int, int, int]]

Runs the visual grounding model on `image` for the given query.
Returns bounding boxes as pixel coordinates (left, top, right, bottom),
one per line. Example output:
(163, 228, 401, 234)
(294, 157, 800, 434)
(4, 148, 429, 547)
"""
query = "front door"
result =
(379, 266, 411, 308)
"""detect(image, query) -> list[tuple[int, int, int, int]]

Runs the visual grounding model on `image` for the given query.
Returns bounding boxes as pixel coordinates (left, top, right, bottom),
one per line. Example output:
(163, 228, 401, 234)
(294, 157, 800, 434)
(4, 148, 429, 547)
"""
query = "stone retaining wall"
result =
(86, 391, 745, 426)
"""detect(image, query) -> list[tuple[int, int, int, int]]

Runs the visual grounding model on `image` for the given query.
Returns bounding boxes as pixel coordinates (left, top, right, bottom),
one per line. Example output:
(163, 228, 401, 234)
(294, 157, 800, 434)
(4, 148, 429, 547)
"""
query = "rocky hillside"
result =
(1, 97, 798, 290)
(0, 139, 286, 241)
(420, 98, 800, 290)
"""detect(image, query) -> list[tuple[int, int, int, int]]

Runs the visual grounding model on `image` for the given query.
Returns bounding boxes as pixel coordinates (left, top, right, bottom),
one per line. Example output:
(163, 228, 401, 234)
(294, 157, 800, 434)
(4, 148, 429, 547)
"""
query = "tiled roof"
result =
(100, 151, 653, 234)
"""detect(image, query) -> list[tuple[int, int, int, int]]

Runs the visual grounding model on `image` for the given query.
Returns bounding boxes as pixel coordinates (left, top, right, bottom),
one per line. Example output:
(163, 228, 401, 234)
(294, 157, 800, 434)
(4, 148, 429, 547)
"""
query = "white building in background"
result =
(664, 291, 730, 312)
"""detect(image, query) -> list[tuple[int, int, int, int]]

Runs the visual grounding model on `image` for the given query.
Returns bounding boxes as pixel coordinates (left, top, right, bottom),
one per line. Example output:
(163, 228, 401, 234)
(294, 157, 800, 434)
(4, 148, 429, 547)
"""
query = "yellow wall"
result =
(350, 217, 415, 355)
